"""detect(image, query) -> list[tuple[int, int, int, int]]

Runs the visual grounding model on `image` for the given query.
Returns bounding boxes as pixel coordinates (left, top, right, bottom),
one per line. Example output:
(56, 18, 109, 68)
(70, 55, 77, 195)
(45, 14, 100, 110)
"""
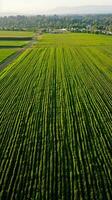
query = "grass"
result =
(37, 33, 112, 47)
(0, 31, 34, 37)
(0, 40, 29, 47)
(0, 30, 33, 48)
(0, 49, 17, 63)
(0, 33, 112, 200)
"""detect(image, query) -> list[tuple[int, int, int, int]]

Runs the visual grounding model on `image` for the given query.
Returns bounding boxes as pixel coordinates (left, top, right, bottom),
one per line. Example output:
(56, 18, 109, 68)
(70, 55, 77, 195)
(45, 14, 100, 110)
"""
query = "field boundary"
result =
(0, 37, 36, 71)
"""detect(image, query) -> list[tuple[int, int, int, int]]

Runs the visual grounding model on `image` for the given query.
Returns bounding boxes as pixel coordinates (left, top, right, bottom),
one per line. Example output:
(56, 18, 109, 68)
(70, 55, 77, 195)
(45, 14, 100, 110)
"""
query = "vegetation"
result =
(0, 31, 33, 64)
(38, 33, 112, 47)
(0, 49, 17, 63)
(0, 15, 112, 34)
(0, 33, 112, 200)
(0, 31, 34, 47)
(0, 40, 30, 47)
(0, 31, 34, 37)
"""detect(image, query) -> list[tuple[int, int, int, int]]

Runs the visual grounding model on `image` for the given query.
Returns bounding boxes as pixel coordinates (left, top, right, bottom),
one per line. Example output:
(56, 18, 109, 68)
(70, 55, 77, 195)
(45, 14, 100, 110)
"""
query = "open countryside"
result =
(0, 32, 112, 200)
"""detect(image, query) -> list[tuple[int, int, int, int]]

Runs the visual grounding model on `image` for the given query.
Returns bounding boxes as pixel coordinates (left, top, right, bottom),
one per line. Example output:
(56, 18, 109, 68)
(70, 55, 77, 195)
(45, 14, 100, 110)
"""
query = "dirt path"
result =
(0, 37, 36, 72)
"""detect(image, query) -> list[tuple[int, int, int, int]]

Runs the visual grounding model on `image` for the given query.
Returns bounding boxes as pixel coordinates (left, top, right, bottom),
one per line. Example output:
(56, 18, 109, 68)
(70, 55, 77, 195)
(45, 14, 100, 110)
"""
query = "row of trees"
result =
(0, 15, 112, 33)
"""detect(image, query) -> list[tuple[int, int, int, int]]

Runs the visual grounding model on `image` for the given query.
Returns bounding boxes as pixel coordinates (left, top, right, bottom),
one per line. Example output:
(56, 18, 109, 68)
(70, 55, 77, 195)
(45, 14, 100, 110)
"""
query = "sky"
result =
(0, 0, 112, 13)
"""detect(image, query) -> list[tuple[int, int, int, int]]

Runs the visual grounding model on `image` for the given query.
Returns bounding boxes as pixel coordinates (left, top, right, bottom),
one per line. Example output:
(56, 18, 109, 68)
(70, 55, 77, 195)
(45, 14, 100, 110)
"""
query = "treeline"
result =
(0, 15, 112, 32)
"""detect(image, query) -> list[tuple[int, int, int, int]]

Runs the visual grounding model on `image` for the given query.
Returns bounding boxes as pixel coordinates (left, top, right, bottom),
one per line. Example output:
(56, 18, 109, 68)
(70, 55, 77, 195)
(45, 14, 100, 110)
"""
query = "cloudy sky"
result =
(0, 0, 112, 12)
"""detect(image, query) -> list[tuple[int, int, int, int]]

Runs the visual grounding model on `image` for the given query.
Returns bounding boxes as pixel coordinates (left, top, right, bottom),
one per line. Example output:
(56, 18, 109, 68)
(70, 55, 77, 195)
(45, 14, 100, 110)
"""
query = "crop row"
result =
(0, 46, 112, 200)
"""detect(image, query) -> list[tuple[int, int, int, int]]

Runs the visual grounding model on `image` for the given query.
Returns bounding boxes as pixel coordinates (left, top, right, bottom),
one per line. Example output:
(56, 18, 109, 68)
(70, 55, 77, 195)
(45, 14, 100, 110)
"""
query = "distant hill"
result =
(46, 6, 112, 15)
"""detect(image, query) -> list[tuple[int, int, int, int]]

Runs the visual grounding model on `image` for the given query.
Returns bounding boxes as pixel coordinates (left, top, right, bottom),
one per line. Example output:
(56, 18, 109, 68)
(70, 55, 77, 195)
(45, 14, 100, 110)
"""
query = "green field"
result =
(0, 31, 33, 63)
(38, 33, 112, 47)
(0, 40, 29, 47)
(0, 31, 34, 48)
(0, 33, 112, 200)
(0, 31, 34, 37)
(0, 49, 17, 63)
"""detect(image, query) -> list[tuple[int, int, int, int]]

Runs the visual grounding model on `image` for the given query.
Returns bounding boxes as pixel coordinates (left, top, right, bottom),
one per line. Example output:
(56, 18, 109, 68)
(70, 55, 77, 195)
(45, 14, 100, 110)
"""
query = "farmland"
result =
(0, 41, 29, 48)
(0, 49, 17, 63)
(0, 33, 112, 200)
(38, 33, 112, 47)
(0, 31, 34, 48)
(0, 31, 34, 64)
(0, 31, 34, 37)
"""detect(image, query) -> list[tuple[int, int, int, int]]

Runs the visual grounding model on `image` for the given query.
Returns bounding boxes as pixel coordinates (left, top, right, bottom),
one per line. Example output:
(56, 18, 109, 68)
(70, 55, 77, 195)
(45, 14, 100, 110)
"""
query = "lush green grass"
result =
(0, 31, 33, 48)
(0, 49, 17, 63)
(0, 33, 112, 200)
(37, 33, 112, 47)
(0, 31, 34, 37)
(0, 40, 29, 47)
